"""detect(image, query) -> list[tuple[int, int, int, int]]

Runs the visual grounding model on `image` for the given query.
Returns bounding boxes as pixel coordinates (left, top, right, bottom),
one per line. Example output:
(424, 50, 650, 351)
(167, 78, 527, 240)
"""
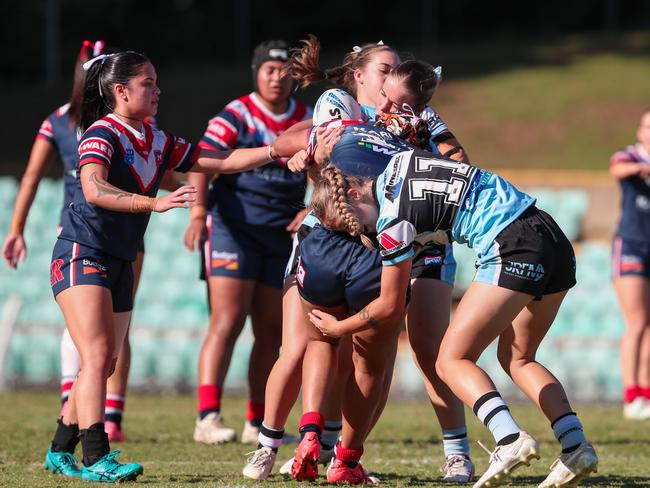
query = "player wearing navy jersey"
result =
(610, 109, 650, 420)
(308, 153, 599, 487)
(0, 40, 145, 446)
(181, 40, 313, 447)
(272, 43, 473, 484)
(243, 44, 472, 483)
(43, 50, 287, 483)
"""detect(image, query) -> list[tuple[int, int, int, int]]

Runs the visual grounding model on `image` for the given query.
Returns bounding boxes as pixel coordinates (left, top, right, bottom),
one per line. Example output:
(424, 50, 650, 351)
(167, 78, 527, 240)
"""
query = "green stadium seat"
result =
(20, 333, 59, 383)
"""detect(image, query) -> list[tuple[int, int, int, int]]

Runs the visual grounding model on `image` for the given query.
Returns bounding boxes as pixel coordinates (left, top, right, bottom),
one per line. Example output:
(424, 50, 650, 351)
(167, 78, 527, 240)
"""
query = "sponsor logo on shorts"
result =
(82, 259, 108, 278)
(296, 257, 306, 287)
(621, 254, 644, 273)
(424, 255, 442, 266)
(503, 261, 545, 282)
(51, 259, 64, 286)
(211, 251, 239, 270)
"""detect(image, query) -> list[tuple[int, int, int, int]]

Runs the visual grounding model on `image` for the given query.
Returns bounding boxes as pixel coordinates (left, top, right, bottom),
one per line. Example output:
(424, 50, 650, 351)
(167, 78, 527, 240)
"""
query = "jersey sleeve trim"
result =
(78, 135, 114, 169)
(382, 247, 414, 266)
(38, 117, 55, 143)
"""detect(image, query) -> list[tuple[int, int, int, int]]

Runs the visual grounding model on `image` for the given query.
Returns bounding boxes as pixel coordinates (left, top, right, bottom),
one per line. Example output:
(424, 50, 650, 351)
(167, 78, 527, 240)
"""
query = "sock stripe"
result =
(258, 432, 283, 449)
(260, 424, 284, 439)
(472, 390, 501, 415)
(443, 432, 468, 440)
(557, 426, 582, 441)
(551, 411, 577, 428)
(475, 395, 508, 425)
(483, 404, 510, 427)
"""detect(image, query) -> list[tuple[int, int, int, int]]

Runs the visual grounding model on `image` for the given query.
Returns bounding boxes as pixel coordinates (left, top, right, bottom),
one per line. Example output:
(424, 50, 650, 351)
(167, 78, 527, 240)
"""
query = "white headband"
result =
(82, 54, 114, 72)
(352, 40, 385, 53)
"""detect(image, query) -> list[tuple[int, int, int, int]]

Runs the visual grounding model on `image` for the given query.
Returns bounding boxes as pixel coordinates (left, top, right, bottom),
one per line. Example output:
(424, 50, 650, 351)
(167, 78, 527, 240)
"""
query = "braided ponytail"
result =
(311, 166, 375, 250)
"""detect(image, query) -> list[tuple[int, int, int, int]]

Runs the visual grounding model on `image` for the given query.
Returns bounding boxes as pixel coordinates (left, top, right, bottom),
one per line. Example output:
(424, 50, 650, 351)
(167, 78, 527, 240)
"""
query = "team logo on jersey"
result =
(377, 221, 415, 257)
(154, 150, 163, 165)
(503, 262, 545, 282)
(124, 148, 135, 165)
(211, 251, 239, 270)
(51, 259, 64, 286)
(296, 257, 306, 287)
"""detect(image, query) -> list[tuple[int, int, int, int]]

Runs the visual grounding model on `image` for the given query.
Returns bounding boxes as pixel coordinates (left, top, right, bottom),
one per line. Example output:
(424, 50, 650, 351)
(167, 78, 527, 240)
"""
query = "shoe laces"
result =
(478, 440, 502, 464)
(59, 452, 78, 466)
(440, 454, 469, 475)
(246, 448, 273, 466)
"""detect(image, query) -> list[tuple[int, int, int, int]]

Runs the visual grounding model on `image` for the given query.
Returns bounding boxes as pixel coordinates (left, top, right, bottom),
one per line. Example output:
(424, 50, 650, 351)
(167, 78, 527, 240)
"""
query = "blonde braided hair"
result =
(311, 165, 376, 249)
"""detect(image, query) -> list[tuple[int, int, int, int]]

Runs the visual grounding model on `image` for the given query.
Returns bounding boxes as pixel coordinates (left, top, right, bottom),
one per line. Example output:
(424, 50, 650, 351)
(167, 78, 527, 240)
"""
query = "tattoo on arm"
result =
(358, 307, 381, 328)
(89, 172, 130, 200)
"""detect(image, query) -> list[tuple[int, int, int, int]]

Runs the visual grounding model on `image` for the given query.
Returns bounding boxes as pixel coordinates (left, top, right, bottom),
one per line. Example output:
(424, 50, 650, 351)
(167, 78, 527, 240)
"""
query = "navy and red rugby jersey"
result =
(199, 92, 312, 227)
(37, 103, 81, 216)
(611, 143, 650, 242)
(58, 114, 198, 261)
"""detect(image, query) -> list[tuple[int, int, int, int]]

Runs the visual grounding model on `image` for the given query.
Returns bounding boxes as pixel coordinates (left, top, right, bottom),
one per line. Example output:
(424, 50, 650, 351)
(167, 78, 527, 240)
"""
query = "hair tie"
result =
(352, 45, 362, 53)
(82, 54, 113, 72)
(377, 40, 384, 45)
(433, 65, 442, 80)
(93, 40, 106, 57)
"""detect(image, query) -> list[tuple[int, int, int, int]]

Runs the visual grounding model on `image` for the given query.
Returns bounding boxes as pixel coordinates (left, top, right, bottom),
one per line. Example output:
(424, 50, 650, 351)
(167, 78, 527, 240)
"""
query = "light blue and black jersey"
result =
(375, 150, 535, 266)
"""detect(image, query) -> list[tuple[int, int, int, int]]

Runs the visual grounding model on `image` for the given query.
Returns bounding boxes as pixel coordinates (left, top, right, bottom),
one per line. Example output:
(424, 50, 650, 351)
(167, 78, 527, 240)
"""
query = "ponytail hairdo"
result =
(311, 165, 376, 249)
(68, 40, 107, 127)
(390, 60, 442, 110)
(80, 50, 150, 132)
(284, 34, 396, 96)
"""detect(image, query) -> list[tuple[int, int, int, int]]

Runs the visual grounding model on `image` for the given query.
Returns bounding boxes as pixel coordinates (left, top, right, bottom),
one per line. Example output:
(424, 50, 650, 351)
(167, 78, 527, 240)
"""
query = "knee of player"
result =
(434, 354, 453, 382)
(81, 343, 114, 373)
(624, 319, 650, 336)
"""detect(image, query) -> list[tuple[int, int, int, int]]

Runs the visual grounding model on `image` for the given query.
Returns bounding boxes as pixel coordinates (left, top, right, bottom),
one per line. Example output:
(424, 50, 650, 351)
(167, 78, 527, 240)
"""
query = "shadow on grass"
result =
(513, 474, 650, 486)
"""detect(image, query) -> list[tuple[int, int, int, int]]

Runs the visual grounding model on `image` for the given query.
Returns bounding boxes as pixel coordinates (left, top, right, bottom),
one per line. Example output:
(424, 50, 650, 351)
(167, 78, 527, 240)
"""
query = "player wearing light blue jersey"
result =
(308, 152, 598, 488)
(242, 40, 475, 484)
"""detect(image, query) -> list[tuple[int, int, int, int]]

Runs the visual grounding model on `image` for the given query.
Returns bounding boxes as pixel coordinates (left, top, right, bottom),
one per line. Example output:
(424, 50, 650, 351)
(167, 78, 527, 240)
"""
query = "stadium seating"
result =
(0, 176, 624, 400)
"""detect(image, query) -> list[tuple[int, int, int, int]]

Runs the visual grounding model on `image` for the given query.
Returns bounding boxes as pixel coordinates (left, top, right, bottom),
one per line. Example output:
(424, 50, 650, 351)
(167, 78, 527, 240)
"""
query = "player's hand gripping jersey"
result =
(59, 114, 198, 261)
(200, 93, 312, 227)
(375, 150, 535, 265)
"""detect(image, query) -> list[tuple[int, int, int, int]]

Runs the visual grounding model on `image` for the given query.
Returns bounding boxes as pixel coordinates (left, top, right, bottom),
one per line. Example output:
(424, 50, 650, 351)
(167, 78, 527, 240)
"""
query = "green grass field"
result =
(1, 392, 648, 487)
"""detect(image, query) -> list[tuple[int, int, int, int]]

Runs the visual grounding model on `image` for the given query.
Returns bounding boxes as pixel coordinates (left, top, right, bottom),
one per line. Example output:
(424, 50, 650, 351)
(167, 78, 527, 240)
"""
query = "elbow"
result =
(383, 298, 406, 323)
(82, 186, 100, 206)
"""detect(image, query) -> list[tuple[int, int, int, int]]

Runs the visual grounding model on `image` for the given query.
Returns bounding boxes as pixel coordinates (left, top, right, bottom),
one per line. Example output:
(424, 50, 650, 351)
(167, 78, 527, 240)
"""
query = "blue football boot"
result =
(44, 447, 82, 477)
(81, 450, 143, 482)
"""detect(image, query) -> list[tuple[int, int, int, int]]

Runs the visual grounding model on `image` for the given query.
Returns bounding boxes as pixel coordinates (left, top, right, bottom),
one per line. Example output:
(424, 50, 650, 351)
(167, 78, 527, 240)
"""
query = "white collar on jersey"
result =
(106, 113, 146, 140)
(249, 92, 295, 122)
